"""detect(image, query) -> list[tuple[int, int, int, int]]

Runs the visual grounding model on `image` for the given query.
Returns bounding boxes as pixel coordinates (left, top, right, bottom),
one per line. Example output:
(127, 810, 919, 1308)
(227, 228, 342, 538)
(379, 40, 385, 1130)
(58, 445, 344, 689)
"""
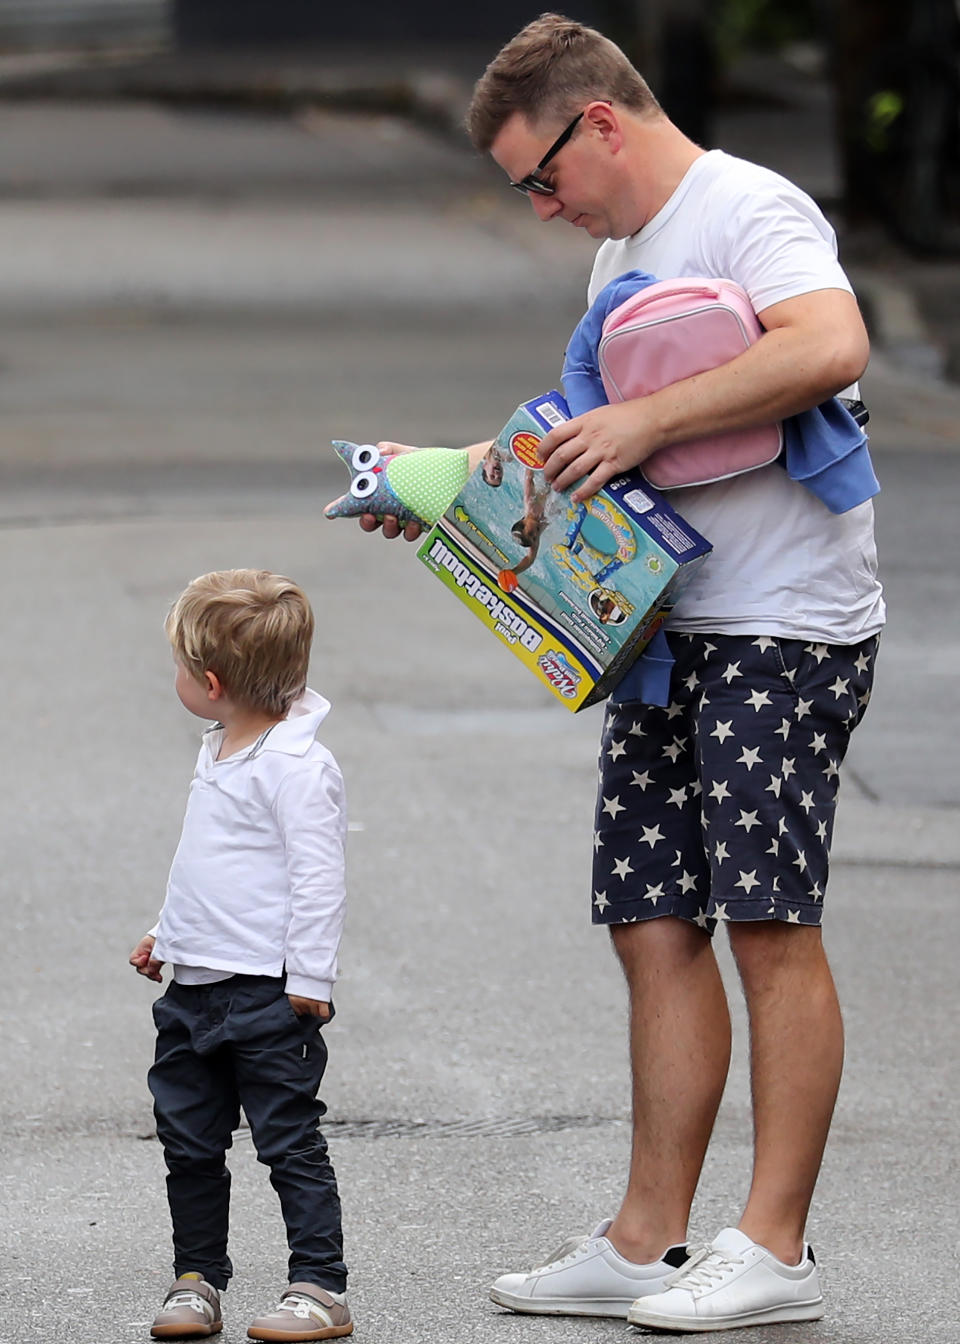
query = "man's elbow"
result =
(828, 325, 870, 389)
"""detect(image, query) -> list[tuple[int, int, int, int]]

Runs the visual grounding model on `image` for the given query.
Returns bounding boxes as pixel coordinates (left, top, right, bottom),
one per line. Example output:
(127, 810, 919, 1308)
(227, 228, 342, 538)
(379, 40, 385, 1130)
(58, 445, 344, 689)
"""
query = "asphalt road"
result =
(0, 98, 957, 1344)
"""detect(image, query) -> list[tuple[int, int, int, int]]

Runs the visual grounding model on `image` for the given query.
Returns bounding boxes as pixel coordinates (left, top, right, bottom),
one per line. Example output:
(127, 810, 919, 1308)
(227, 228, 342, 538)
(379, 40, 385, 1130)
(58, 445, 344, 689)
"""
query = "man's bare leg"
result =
(728, 922, 844, 1264)
(605, 917, 731, 1263)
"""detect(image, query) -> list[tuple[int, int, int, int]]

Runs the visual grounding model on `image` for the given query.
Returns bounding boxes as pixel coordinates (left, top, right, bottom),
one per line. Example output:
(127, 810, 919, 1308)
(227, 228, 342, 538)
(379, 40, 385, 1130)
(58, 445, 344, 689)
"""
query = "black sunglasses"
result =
(509, 111, 584, 196)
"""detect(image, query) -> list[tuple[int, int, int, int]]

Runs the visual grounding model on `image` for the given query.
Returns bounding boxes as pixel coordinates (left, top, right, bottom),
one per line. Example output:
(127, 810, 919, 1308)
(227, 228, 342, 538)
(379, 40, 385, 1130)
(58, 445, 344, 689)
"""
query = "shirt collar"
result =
(203, 688, 331, 760)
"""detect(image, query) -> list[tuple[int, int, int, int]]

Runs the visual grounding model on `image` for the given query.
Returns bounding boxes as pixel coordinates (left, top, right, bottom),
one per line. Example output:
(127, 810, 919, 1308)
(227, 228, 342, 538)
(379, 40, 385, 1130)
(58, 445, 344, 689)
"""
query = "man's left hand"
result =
(539, 400, 658, 501)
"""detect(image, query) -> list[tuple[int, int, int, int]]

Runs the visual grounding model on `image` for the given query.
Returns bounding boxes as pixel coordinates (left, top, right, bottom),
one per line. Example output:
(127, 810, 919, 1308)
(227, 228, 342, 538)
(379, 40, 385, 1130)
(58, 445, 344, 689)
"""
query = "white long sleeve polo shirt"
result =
(152, 689, 347, 1002)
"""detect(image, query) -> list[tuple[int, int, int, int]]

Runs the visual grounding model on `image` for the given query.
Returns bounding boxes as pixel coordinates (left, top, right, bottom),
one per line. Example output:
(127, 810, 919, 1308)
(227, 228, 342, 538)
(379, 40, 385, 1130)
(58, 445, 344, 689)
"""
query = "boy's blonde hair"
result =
(166, 569, 314, 717)
(466, 12, 660, 153)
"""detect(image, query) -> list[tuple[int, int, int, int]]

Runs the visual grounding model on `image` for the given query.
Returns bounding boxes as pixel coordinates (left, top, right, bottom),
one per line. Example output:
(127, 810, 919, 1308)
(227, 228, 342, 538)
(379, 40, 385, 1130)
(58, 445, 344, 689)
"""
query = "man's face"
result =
(490, 109, 622, 240)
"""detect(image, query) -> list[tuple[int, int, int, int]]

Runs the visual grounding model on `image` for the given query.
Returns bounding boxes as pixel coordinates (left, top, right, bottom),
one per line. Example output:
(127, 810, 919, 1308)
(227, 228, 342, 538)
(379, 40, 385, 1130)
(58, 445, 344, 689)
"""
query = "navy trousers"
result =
(148, 974, 345, 1292)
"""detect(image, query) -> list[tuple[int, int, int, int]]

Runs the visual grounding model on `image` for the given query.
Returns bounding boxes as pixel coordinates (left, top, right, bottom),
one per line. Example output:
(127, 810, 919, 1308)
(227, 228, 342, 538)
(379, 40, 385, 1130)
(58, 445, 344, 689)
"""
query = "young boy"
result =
(129, 569, 352, 1342)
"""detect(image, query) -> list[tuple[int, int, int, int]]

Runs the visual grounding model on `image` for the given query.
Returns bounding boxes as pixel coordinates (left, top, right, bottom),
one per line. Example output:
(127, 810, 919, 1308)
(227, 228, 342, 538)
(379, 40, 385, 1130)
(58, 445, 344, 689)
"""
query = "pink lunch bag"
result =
(598, 277, 783, 490)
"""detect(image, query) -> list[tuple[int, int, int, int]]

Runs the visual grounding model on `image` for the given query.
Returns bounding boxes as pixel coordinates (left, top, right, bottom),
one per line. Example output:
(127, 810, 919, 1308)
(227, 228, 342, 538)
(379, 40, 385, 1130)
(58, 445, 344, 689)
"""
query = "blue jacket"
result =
(561, 270, 881, 704)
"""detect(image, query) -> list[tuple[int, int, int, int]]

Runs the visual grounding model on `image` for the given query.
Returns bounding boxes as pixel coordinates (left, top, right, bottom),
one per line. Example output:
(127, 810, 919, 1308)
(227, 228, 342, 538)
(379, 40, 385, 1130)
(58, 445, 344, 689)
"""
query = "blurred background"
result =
(0, 6, 957, 1343)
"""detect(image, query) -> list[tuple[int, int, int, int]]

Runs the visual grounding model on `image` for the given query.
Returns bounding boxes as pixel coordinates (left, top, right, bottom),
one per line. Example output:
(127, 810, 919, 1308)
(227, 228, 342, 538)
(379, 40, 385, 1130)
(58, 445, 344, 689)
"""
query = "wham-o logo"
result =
(429, 539, 542, 652)
(510, 431, 544, 469)
(537, 649, 581, 699)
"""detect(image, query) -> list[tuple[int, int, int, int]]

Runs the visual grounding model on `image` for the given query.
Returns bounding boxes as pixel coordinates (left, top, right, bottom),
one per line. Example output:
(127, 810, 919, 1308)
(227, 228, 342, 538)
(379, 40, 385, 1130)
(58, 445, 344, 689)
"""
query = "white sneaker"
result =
(627, 1226, 824, 1332)
(489, 1219, 689, 1318)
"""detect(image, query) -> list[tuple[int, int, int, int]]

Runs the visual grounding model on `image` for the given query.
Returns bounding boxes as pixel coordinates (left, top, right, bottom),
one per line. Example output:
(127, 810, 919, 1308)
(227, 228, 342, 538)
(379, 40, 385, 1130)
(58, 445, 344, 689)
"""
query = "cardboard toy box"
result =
(416, 390, 712, 711)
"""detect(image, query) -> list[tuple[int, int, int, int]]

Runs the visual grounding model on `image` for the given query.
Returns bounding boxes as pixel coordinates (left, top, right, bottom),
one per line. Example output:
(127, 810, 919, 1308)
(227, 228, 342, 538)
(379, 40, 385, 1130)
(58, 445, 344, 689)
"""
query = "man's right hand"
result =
(355, 442, 424, 542)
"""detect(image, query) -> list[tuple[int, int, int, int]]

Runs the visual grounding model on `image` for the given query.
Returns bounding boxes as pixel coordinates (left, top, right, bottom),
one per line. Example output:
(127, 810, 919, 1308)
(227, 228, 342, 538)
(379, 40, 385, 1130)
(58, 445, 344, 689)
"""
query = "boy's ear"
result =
(203, 670, 224, 701)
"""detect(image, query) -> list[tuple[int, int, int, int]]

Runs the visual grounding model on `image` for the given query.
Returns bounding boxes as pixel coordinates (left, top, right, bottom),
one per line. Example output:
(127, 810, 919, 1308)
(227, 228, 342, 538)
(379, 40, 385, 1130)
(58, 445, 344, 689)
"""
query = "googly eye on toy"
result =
(324, 440, 473, 528)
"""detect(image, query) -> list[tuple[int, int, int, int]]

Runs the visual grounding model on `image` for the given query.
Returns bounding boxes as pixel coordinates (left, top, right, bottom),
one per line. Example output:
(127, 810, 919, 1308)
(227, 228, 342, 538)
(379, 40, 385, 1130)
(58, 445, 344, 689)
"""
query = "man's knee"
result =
(728, 921, 830, 992)
(611, 915, 714, 982)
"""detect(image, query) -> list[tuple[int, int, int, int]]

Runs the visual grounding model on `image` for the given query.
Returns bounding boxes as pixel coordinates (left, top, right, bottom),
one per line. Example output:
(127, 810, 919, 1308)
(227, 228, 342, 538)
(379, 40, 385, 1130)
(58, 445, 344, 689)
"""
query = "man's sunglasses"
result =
(509, 111, 584, 196)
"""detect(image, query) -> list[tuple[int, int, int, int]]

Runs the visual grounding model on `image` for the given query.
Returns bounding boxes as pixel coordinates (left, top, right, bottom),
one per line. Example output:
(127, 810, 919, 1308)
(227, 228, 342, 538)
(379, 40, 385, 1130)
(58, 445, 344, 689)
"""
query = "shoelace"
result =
(277, 1293, 332, 1325)
(534, 1233, 592, 1270)
(163, 1290, 212, 1317)
(664, 1245, 745, 1294)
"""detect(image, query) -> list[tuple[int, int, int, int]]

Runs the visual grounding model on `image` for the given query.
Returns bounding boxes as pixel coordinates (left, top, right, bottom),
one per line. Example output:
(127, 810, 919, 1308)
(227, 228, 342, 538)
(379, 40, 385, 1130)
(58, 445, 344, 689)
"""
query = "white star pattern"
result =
(593, 635, 874, 936)
(640, 825, 665, 849)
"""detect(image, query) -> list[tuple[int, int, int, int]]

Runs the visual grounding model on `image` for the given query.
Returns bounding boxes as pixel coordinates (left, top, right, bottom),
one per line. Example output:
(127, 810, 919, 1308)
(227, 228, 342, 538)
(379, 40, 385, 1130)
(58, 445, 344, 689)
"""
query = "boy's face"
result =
(174, 659, 217, 720)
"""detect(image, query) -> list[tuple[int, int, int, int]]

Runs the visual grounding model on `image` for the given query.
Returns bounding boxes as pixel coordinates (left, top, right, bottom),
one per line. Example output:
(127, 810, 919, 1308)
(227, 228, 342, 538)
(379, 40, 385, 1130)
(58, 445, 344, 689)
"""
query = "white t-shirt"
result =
(152, 689, 347, 1002)
(588, 149, 884, 643)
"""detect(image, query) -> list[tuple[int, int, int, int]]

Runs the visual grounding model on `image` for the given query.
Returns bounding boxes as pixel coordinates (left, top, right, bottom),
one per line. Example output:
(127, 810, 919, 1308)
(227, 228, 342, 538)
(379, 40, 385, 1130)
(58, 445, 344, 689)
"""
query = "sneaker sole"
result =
(627, 1298, 824, 1331)
(247, 1325, 353, 1342)
(490, 1286, 633, 1318)
(151, 1325, 222, 1339)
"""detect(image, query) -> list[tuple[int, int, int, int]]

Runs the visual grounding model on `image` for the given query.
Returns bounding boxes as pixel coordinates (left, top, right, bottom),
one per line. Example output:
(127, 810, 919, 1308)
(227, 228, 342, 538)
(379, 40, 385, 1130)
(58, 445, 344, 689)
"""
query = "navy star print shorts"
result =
(592, 632, 879, 933)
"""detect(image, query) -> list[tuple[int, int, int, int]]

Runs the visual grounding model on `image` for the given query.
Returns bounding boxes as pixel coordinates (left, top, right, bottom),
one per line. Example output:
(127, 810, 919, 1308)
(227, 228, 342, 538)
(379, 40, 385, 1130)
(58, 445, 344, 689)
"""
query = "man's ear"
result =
(584, 100, 622, 150)
(203, 670, 224, 702)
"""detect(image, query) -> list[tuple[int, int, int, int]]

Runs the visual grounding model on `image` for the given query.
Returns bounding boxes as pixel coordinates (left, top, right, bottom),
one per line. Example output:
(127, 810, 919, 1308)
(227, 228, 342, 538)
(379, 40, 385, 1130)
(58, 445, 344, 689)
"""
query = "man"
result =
(362, 12, 884, 1334)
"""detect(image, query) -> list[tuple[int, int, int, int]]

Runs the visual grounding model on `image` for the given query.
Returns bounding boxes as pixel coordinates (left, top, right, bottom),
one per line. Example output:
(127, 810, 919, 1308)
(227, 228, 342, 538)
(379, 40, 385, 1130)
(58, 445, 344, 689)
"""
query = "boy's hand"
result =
(288, 995, 331, 1021)
(129, 934, 165, 983)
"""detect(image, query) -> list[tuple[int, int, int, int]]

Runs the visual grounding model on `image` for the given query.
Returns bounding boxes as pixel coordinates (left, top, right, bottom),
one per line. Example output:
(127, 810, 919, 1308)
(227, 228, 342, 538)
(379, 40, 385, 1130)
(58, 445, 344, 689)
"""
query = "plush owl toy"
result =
(323, 441, 472, 529)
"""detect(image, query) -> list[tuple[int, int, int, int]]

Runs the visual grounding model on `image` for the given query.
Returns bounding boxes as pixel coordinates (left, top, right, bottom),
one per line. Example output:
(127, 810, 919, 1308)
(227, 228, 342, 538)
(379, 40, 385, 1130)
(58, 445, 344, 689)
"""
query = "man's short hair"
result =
(166, 569, 314, 717)
(466, 11, 660, 153)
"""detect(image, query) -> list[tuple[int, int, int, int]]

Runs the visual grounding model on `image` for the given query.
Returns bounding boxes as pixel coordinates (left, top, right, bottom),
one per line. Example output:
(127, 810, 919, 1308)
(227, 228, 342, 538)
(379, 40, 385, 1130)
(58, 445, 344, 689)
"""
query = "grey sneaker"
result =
(247, 1284, 353, 1341)
(150, 1275, 222, 1338)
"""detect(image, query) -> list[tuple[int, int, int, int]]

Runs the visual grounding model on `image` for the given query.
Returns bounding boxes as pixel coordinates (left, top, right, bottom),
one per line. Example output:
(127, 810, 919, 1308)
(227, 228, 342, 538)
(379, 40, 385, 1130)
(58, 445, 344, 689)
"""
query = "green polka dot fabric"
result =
(386, 448, 471, 525)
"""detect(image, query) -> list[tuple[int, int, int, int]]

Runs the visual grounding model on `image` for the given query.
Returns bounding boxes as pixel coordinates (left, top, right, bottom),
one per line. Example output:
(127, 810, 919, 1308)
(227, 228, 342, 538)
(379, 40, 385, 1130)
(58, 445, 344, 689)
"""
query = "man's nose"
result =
(530, 192, 563, 221)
